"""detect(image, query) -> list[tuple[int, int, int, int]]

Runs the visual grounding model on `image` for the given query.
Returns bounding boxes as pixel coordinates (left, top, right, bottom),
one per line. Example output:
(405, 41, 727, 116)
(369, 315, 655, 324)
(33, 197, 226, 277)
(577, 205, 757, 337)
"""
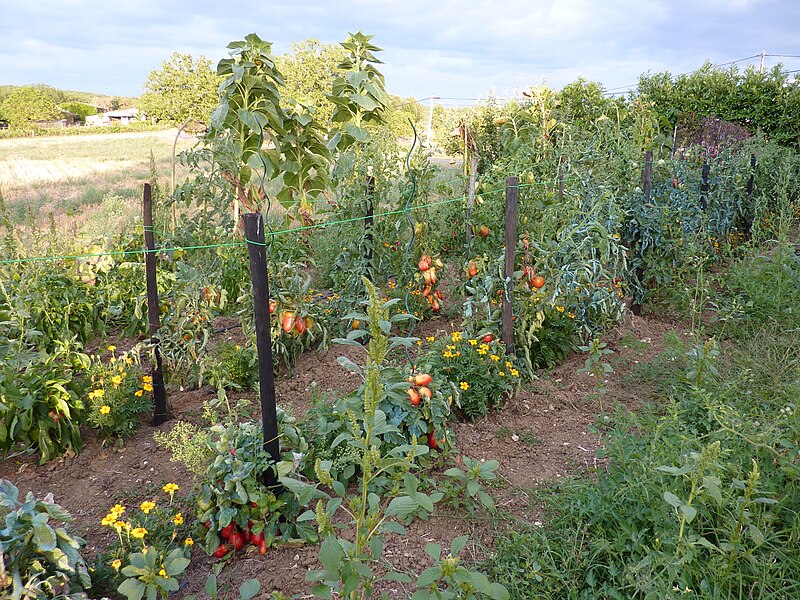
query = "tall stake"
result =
(143, 183, 169, 425)
(700, 161, 710, 211)
(364, 175, 375, 282)
(631, 151, 652, 317)
(501, 177, 519, 355)
(242, 213, 281, 489)
(466, 155, 478, 253)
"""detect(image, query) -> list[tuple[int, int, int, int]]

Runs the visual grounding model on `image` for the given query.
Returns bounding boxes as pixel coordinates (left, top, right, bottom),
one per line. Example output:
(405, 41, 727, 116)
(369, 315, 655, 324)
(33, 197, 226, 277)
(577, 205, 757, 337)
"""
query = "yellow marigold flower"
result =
(446, 344, 456, 351)
(184, 537, 194, 546)
(110, 357, 116, 364)
(134, 389, 144, 397)
(99, 405, 111, 415)
(477, 348, 487, 356)
(416, 340, 423, 346)
(131, 527, 147, 539)
(92, 389, 105, 399)
(480, 343, 489, 351)
(459, 381, 470, 391)
(443, 351, 453, 358)
(426, 336, 435, 342)
(511, 369, 520, 377)
(173, 513, 184, 525)
(500, 371, 505, 377)
(468, 339, 478, 346)
(107, 345, 117, 352)
(163, 483, 179, 494)
(505, 361, 513, 368)
(111, 559, 122, 571)
(568, 312, 575, 319)
(451, 331, 463, 342)
(490, 354, 500, 362)
(113, 521, 126, 533)
(111, 375, 122, 387)
(556, 305, 565, 313)
(140, 501, 156, 514)
(142, 383, 154, 392)
(101, 513, 116, 527)
(142, 375, 153, 384)
(110, 504, 126, 517)
(159, 567, 167, 577)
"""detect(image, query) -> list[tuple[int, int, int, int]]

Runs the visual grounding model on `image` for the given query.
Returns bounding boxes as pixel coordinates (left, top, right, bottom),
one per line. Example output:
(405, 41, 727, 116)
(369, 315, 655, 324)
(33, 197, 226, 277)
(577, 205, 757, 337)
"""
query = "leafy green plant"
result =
(0, 479, 91, 600)
(305, 279, 439, 598)
(440, 457, 499, 514)
(413, 536, 509, 600)
(117, 546, 189, 600)
(184, 572, 261, 600)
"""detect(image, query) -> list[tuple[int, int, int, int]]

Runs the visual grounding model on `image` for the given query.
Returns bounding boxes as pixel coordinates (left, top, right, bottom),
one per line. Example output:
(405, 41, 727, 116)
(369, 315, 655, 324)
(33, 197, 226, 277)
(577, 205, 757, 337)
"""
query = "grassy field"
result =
(0, 130, 197, 251)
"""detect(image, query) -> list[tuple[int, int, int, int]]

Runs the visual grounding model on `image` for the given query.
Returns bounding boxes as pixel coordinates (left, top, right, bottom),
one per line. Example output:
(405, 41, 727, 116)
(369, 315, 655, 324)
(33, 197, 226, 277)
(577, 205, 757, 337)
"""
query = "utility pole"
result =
(425, 95, 439, 147)
(760, 49, 765, 73)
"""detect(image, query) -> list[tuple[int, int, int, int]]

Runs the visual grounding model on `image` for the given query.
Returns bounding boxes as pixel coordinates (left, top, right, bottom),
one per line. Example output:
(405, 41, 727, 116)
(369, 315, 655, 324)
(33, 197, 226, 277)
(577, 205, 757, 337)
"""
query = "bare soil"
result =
(0, 312, 679, 599)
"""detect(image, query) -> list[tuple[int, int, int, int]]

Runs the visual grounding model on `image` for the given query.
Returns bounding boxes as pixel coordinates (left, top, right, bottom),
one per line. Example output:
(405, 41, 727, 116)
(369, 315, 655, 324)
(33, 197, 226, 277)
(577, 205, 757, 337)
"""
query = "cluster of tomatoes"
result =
(418, 254, 444, 312)
(269, 299, 314, 337)
(405, 372, 446, 450)
(207, 518, 267, 558)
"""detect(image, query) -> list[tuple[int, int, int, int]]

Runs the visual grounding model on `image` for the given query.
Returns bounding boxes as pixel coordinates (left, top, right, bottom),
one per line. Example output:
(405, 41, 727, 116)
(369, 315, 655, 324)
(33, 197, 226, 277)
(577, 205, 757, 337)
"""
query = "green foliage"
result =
(153, 421, 211, 476)
(139, 53, 222, 125)
(0, 480, 91, 600)
(440, 457, 499, 514)
(0, 86, 61, 127)
(195, 413, 318, 555)
(637, 62, 800, 148)
(277, 39, 346, 125)
(0, 340, 89, 463)
(58, 102, 97, 123)
(117, 546, 189, 600)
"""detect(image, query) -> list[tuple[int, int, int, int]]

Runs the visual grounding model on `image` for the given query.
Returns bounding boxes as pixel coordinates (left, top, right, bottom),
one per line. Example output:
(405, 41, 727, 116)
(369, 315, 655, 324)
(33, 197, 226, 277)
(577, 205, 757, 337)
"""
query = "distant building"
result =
(85, 107, 142, 126)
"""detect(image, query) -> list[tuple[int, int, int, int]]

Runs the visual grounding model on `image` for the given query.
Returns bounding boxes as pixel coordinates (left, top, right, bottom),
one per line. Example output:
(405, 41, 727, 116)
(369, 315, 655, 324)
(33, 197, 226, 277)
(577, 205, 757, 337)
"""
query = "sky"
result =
(2, 0, 799, 105)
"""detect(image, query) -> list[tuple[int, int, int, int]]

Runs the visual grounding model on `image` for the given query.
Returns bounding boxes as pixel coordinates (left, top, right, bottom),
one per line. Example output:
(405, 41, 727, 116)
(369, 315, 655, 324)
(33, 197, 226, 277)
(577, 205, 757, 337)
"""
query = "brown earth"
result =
(0, 312, 679, 599)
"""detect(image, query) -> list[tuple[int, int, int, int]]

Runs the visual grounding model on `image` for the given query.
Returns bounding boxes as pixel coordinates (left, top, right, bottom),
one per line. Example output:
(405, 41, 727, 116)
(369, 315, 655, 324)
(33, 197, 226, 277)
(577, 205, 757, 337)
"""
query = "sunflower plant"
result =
(85, 346, 153, 442)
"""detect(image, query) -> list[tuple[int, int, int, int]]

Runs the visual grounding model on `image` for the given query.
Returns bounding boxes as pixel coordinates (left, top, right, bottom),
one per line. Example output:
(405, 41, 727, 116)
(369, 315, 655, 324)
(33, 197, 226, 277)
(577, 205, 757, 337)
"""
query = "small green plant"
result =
(413, 536, 509, 599)
(153, 421, 212, 477)
(577, 338, 614, 395)
(117, 546, 189, 600)
(0, 479, 91, 600)
(440, 457, 499, 514)
(185, 572, 261, 600)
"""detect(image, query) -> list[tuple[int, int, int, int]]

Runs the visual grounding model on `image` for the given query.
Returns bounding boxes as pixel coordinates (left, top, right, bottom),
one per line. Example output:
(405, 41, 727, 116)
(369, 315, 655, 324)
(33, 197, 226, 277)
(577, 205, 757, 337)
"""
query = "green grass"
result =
(486, 242, 800, 599)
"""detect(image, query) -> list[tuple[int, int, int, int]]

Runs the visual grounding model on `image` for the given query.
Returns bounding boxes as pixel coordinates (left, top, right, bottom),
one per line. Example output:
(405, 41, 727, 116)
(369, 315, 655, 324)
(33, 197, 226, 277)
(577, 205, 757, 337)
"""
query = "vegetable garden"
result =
(2, 32, 800, 600)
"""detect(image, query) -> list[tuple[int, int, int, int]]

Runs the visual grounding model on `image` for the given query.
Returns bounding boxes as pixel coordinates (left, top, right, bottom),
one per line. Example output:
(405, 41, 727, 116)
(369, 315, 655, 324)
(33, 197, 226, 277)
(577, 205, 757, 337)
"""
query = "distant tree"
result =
(139, 53, 221, 124)
(277, 39, 346, 124)
(60, 101, 97, 123)
(0, 86, 61, 126)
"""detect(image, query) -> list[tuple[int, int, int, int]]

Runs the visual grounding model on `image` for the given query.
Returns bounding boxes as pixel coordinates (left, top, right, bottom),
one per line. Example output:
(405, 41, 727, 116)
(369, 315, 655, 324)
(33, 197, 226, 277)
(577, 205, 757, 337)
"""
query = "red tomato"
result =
(212, 544, 229, 558)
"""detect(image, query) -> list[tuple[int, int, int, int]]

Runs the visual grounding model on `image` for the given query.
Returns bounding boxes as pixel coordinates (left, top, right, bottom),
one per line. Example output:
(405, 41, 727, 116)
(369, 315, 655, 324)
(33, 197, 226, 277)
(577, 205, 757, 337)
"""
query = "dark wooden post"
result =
(242, 212, 281, 490)
(364, 175, 375, 282)
(744, 153, 756, 238)
(466, 155, 478, 252)
(630, 151, 652, 317)
(557, 156, 565, 202)
(143, 183, 169, 425)
(700, 161, 710, 211)
(746, 153, 756, 195)
(501, 177, 519, 355)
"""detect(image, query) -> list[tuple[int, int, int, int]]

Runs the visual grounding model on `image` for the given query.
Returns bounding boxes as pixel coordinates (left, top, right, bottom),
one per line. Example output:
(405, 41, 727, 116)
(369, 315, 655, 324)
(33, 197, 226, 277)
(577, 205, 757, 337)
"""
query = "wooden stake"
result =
(143, 183, 169, 425)
(700, 161, 710, 211)
(242, 213, 282, 490)
(364, 175, 375, 282)
(501, 177, 519, 355)
(466, 155, 478, 252)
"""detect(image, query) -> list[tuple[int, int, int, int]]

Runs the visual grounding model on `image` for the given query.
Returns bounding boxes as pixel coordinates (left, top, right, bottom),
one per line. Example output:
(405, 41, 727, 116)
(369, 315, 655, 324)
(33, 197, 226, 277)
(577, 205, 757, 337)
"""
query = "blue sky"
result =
(2, 0, 799, 103)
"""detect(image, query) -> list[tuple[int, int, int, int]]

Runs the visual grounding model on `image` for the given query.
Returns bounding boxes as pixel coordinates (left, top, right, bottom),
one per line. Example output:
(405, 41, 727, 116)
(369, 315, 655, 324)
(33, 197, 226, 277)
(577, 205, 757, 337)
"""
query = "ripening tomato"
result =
(212, 544, 229, 558)
(407, 388, 421, 406)
(259, 539, 268, 555)
(281, 312, 295, 333)
(481, 333, 494, 343)
(414, 373, 433, 386)
(418, 386, 432, 400)
(531, 276, 545, 289)
(468, 261, 478, 278)
(220, 524, 235, 540)
(294, 317, 307, 335)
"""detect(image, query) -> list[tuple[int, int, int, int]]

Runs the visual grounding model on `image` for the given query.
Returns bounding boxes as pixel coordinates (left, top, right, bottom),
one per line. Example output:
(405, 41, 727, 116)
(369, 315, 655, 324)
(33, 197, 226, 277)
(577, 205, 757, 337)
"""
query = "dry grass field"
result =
(0, 130, 197, 251)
